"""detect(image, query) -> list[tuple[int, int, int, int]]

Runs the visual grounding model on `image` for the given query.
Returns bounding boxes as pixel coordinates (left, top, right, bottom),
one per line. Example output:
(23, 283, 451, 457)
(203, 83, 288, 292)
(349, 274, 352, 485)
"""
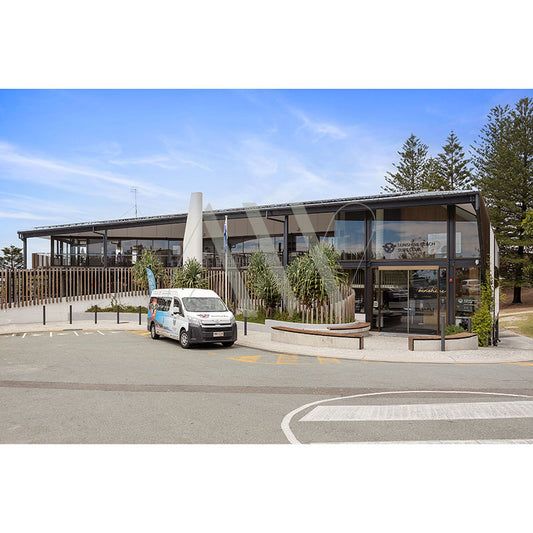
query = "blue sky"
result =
(2, 89, 533, 258)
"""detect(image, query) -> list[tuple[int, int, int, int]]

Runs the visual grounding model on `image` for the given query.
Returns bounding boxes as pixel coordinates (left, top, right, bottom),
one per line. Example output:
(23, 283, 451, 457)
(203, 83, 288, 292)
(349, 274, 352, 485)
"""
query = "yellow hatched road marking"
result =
(229, 355, 264, 363)
(276, 354, 299, 365)
(317, 357, 340, 364)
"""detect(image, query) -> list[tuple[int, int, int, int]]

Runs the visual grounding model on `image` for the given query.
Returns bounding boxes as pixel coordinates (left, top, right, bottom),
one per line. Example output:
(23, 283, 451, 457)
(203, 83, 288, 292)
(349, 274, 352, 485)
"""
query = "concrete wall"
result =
(0, 295, 148, 325)
(271, 328, 363, 349)
(411, 335, 479, 351)
(183, 192, 203, 264)
(265, 319, 360, 331)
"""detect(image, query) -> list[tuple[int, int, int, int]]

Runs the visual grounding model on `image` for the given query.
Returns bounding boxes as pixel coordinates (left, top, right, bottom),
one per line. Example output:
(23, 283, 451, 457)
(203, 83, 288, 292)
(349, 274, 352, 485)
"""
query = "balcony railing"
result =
(33, 251, 306, 269)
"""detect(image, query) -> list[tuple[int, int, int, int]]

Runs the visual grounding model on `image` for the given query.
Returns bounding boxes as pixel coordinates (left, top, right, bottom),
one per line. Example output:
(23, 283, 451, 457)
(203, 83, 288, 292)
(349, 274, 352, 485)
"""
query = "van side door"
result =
(171, 297, 188, 338)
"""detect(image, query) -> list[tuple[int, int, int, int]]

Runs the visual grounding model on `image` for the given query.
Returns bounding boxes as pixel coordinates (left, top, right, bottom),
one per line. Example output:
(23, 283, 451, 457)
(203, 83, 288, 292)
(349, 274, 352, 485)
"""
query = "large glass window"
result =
(243, 238, 258, 253)
(334, 211, 365, 260)
(456, 206, 480, 258)
(455, 266, 480, 324)
(372, 205, 448, 260)
(169, 240, 182, 267)
(295, 236, 309, 252)
(345, 268, 365, 313)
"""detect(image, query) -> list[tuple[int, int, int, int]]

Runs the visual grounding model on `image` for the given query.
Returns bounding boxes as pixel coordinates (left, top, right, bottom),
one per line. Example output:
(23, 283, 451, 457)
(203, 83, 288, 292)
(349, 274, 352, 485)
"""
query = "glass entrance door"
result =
(374, 268, 440, 334)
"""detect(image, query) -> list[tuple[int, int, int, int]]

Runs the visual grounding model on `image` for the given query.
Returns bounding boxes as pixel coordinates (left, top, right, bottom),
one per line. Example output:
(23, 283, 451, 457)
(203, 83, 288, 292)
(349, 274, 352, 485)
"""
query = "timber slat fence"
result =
(1, 267, 356, 324)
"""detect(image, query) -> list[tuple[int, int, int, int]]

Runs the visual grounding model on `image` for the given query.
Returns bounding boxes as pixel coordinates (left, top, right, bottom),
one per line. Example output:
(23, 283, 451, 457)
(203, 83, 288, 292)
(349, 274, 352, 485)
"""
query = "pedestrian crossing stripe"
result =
(300, 400, 533, 422)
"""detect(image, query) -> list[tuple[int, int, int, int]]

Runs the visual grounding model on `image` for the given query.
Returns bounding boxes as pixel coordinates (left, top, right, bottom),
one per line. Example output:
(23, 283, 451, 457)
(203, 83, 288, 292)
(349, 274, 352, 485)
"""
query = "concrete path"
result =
(1, 306, 533, 363)
(235, 323, 533, 364)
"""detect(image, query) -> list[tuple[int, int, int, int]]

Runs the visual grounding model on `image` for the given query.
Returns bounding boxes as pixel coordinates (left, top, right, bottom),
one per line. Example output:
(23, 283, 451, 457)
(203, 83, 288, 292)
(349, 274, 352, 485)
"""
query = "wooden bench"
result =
(327, 322, 371, 333)
(271, 326, 364, 349)
(408, 332, 478, 351)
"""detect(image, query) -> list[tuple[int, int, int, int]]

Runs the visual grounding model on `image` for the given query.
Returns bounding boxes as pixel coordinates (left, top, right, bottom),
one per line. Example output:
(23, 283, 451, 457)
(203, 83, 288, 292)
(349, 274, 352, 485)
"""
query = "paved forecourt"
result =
(1, 328, 533, 443)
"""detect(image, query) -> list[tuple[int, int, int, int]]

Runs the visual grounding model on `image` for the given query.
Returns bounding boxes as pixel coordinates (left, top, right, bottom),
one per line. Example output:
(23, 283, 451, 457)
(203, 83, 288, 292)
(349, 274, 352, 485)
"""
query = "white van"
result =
(147, 288, 237, 348)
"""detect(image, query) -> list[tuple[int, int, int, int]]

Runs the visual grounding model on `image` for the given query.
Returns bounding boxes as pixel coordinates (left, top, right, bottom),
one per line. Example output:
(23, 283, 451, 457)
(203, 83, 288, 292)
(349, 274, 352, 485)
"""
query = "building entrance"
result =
(373, 267, 443, 334)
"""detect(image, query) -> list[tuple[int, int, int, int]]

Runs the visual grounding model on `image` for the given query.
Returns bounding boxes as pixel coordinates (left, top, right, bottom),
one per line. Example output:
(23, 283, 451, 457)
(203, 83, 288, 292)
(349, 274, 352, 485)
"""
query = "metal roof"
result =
(18, 189, 481, 239)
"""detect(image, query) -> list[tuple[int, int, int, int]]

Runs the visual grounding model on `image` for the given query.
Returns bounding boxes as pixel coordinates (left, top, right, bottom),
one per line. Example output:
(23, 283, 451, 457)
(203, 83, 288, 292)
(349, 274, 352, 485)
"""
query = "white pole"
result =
(224, 215, 228, 304)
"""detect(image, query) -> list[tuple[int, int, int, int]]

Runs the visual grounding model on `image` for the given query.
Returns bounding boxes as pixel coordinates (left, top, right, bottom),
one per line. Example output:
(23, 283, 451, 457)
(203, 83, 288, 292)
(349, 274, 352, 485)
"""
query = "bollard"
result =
(117, 306, 120, 324)
(69, 304, 72, 325)
(138, 306, 142, 325)
(94, 305, 97, 324)
(43, 305, 46, 326)
(467, 317, 472, 333)
(440, 315, 446, 352)
(244, 309, 248, 336)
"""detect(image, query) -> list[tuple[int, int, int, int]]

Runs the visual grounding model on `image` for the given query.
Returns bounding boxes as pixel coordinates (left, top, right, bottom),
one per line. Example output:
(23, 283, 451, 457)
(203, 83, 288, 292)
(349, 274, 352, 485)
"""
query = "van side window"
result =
(158, 298, 170, 312)
(173, 298, 183, 314)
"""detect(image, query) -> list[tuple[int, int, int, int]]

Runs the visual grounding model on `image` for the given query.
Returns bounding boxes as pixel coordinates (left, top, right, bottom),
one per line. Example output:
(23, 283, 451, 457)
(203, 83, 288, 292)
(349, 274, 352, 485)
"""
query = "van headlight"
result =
(189, 317, 202, 326)
(230, 316, 236, 325)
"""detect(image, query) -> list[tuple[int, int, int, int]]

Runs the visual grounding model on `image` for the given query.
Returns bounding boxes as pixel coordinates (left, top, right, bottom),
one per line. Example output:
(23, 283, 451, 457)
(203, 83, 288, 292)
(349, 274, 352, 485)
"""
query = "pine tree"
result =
(423, 156, 446, 191)
(382, 134, 431, 192)
(0, 245, 24, 269)
(472, 97, 533, 304)
(435, 131, 472, 190)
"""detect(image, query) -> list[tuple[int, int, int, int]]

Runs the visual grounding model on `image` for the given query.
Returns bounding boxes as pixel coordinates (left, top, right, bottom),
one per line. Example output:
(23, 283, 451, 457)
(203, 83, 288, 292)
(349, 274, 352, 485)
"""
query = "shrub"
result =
(471, 271, 495, 347)
(131, 249, 164, 290)
(246, 252, 282, 317)
(445, 324, 466, 335)
(170, 258, 208, 289)
(286, 242, 347, 308)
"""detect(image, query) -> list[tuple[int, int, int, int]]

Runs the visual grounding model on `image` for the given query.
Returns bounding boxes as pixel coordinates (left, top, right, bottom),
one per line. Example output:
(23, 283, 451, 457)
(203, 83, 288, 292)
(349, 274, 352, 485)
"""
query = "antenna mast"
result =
(130, 187, 138, 217)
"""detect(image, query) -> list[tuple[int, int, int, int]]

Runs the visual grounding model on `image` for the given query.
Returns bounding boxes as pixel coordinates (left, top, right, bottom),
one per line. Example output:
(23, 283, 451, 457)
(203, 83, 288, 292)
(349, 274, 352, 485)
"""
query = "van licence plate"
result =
(213, 332, 224, 338)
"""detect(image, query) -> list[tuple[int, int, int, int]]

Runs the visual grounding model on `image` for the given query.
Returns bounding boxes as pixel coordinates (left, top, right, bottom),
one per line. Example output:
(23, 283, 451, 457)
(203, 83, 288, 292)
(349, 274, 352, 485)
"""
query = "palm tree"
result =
(286, 242, 346, 308)
(171, 258, 208, 289)
(246, 251, 282, 317)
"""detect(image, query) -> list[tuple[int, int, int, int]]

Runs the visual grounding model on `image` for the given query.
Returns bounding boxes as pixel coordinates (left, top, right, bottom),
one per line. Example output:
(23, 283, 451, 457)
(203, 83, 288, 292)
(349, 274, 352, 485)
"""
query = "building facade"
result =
(18, 190, 498, 335)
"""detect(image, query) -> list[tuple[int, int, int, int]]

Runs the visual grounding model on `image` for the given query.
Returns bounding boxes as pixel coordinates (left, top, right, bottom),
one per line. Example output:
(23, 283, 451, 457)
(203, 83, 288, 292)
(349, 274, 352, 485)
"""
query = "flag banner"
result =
(146, 267, 157, 296)
(224, 216, 228, 253)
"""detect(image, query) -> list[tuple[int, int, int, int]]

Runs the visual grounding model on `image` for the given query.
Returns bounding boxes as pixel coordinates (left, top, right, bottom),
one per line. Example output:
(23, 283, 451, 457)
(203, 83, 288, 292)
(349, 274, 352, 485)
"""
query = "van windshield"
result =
(182, 297, 227, 312)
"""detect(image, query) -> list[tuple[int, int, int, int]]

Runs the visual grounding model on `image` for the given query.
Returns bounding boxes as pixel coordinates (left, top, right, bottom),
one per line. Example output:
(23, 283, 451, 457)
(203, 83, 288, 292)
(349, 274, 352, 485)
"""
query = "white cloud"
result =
(110, 150, 212, 172)
(0, 211, 44, 220)
(290, 108, 348, 140)
(0, 141, 188, 202)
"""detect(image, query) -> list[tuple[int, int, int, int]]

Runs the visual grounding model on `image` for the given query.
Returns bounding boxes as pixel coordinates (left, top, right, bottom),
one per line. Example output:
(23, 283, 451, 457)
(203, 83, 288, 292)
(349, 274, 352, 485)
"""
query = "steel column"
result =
(103, 229, 108, 269)
(283, 215, 288, 267)
(22, 237, 27, 269)
(447, 205, 456, 326)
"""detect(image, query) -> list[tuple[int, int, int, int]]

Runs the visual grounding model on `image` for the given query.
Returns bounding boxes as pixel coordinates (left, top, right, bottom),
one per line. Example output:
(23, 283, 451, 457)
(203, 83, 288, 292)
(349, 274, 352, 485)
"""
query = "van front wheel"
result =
(180, 329, 191, 349)
(150, 323, 159, 340)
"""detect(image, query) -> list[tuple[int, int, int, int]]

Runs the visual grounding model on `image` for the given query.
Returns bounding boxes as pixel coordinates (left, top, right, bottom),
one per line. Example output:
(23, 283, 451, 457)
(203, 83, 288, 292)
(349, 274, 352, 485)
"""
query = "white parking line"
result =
(73, 331, 79, 336)
(300, 400, 533, 422)
(49, 332, 53, 337)
(22, 333, 26, 339)
(97, 331, 105, 335)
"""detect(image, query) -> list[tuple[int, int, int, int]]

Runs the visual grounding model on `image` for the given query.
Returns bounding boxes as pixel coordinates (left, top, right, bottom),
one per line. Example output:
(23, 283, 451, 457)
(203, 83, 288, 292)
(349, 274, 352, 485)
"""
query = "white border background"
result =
(1, 1, 532, 531)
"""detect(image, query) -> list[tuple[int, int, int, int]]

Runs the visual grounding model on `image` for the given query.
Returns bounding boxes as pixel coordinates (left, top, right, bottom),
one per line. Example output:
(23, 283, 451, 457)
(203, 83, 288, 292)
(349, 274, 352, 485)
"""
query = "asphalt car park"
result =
(1, 330, 532, 443)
